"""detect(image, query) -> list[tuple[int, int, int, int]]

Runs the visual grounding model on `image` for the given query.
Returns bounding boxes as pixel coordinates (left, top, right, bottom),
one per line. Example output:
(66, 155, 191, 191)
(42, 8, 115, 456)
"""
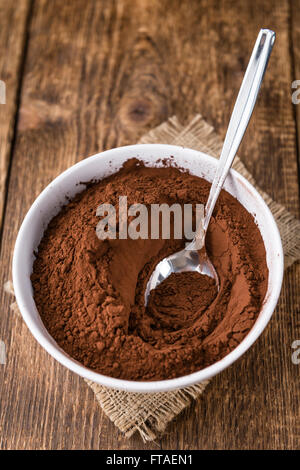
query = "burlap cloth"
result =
(4, 114, 300, 442)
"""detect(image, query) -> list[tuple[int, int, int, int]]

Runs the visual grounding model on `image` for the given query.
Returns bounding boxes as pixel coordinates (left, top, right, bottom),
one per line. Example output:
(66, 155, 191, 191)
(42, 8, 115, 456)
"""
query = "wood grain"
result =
(0, 0, 31, 233)
(290, 0, 300, 187)
(0, 0, 299, 449)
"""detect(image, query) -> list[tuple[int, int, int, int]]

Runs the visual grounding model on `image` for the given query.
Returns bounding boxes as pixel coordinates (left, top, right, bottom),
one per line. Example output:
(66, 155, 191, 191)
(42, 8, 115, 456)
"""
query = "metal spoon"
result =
(145, 28, 275, 305)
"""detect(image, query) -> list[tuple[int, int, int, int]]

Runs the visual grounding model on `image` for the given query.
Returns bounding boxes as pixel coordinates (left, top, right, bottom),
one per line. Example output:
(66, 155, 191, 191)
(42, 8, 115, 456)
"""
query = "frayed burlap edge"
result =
(5, 114, 300, 442)
(86, 379, 209, 441)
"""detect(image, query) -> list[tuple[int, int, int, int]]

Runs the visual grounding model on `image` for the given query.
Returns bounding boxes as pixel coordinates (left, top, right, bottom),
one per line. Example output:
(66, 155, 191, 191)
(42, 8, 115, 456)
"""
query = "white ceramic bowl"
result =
(13, 144, 284, 393)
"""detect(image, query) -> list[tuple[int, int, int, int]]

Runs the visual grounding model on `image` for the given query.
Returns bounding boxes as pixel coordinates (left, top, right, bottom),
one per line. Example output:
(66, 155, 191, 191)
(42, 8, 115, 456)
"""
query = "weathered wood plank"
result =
(290, 0, 300, 193)
(0, 0, 31, 233)
(0, 0, 299, 449)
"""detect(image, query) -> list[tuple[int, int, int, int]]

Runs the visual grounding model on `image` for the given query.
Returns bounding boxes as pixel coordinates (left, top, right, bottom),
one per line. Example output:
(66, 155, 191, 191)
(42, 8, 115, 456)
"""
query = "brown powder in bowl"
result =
(31, 159, 268, 381)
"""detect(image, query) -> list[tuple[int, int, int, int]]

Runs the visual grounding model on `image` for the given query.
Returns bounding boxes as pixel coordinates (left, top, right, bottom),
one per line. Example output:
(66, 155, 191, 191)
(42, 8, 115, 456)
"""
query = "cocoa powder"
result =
(31, 159, 268, 381)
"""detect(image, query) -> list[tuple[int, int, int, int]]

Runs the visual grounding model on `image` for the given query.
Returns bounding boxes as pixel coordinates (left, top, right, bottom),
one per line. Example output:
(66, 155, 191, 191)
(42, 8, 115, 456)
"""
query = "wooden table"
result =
(0, 0, 299, 450)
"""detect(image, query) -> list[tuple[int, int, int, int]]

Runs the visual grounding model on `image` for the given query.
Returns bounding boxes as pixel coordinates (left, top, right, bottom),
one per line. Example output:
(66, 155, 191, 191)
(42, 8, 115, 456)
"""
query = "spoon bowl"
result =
(144, 246, 219, 304)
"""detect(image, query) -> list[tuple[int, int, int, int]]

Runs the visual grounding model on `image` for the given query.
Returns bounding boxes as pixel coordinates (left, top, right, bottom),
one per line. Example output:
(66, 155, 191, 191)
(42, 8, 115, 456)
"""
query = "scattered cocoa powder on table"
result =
(31, 159, 268, 381)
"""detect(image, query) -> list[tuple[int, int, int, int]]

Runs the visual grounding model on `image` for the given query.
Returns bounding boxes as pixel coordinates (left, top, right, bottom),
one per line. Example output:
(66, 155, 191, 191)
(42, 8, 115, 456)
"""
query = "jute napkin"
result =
(5, 114, 300, 442)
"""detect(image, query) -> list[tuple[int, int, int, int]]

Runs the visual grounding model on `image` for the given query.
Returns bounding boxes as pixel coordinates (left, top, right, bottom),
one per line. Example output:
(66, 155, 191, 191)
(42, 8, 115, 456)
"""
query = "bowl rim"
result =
(12, 143, 284, 393)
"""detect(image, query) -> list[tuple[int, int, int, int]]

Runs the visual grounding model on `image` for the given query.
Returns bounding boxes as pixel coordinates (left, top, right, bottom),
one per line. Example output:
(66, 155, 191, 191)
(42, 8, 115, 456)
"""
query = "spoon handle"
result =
(203, 28, 275, 232)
